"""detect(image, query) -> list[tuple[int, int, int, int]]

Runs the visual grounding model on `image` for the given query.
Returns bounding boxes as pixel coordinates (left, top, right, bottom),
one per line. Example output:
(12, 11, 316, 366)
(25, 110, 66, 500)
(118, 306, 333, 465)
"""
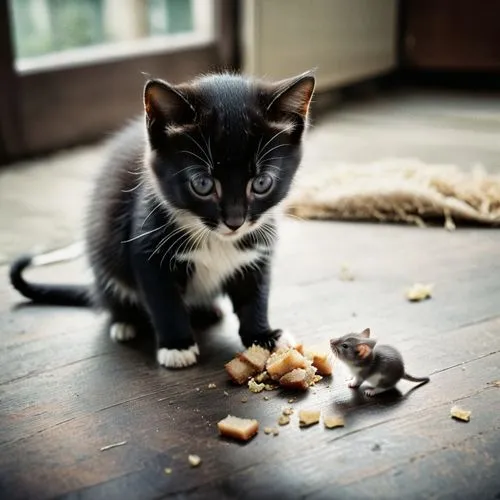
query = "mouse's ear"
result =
(356, 338, 377, 358)
(360, 328, 371, 338)
(356, 344, 372, 359)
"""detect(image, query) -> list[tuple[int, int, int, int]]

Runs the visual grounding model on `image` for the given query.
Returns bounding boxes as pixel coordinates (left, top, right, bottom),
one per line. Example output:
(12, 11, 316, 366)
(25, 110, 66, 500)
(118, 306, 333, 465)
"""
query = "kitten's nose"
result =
(223, 215, 245, 232)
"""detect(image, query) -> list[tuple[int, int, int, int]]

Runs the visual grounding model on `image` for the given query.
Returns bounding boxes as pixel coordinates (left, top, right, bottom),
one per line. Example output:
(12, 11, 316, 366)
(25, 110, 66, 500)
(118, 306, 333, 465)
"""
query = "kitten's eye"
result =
(190, 174, 214, 197)
(341, 343, 349, 349)
(252, 173, 274, 195)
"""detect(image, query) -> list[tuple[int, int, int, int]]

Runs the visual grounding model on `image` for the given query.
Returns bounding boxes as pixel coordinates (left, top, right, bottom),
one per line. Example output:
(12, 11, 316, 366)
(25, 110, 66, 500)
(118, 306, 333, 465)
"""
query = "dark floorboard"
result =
(2, 89, 500, 499)
(1, 220, 500, 500)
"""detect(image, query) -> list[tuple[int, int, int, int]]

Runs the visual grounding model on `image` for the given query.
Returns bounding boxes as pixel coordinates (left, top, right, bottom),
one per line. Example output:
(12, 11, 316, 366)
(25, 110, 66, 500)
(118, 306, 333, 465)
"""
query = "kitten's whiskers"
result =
(121, 223, 168, 244)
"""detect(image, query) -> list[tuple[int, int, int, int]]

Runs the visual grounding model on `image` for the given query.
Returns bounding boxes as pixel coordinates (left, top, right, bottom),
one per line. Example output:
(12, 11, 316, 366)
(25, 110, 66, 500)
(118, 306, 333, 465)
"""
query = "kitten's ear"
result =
(144, 79, 195, 128)
(360, 328, 371, 338)
(266, 70, 316, 123)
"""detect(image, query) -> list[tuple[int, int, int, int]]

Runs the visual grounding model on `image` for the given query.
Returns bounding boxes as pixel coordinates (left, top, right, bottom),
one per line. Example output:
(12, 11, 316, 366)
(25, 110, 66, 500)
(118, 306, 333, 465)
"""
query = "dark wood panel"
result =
(19, 45, 219, 155)
(402, 0, 500, 70)
(0, 1, 24, 161)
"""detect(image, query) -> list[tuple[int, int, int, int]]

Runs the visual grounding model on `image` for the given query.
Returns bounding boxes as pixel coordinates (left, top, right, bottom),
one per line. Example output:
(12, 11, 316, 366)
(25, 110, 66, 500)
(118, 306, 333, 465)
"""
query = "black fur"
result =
(10, 71, 315, 367)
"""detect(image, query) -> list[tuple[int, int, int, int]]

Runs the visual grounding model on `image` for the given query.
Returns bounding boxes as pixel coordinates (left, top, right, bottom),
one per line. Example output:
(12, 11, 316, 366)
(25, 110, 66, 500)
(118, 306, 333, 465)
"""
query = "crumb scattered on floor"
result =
(450, 405, 471, 422)
(339, 264, 355, 281)
(299, 409, 321, 427)
(406, 283, 433, 302)
(248, 378, 265, 393)
(278, 415, 290, 426)
(208, 383, 217, 389)
(188, 455, 202, 467)
(164, 468, 172, 475)
(323, 415, 345, 429)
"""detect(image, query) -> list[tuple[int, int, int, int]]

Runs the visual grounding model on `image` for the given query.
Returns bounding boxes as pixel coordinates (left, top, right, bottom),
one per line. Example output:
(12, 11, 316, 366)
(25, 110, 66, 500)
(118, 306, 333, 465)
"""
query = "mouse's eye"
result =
(341, 343, 349, 349)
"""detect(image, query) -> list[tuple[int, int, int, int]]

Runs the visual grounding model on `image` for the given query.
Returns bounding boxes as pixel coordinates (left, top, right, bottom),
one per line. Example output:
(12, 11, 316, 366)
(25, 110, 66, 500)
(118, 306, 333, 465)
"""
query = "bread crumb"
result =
(450, 405, 471, 422)
(278, 415, 290, 426)
(217, 415, 259, 441)
(272, 428, 279, 436)
(208, 383, 216, 389)
(288, 398, 295, 404)
(188, 455, 202, 467)
(324, 415, 345, 429)
(254, 371, 270, 383)
(339, 264, 355, 281)
(241, 397, 248, 403)
(406, 283, 433, 302)
(263, 396, 269, 401)
(223, 391, 229, 396)
(299, 409, 321, 427)
(248, 378, 266, 393)
(282, 407, 294, 416)
(164, 467, 172, 475)
(264, 383, 277, 391)
(264, 427, 273, 434)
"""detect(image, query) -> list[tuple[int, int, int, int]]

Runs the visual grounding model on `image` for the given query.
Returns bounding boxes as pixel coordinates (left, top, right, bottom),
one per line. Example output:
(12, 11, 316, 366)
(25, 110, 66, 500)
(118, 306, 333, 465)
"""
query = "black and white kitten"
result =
(10, 71, 315, 368)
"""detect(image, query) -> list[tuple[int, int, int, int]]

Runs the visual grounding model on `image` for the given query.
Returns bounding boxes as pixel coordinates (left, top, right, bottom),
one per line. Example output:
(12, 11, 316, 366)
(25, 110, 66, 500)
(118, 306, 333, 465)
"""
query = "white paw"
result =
(157, 344, 199, 368)
(364, 387, 388, 397)
(275, 330, 297, 350)
(348, 378, 362, 389)
(110, 322, 136, 342)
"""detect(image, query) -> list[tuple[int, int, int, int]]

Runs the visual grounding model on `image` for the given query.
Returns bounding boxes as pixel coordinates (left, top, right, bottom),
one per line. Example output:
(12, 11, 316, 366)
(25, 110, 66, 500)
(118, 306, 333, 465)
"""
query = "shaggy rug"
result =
(285, 159, 500, 230)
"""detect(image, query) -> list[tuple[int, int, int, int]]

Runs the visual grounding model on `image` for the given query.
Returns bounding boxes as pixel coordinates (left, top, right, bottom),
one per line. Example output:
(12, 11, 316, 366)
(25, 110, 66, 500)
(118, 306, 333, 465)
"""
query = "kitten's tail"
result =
(402, 373, 430, 384)
(9, 242, 92, 307)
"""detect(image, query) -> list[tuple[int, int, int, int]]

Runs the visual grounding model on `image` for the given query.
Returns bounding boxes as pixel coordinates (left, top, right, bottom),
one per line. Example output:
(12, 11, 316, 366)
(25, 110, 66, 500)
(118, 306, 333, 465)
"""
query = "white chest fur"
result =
(177, 235, 262, 306)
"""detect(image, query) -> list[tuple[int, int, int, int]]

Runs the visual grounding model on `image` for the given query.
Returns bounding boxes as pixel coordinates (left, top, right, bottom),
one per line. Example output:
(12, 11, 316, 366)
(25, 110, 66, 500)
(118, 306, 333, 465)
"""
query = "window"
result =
(0, 0, 238, 163)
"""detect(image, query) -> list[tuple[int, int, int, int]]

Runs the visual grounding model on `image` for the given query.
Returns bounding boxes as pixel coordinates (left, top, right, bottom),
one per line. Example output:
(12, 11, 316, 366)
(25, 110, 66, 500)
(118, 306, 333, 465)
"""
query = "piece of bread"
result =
(239, 345, 271, 372)
(299, 409, 321, 427)
(310, 352, 333, 376)
(279, 368, 310, 390)
(225, 357, 257, 385)
(324, 415, 345, 429)
(294, 343, 305, 355)
(217, 415, 259, 441)
(266, 348, 307, 380)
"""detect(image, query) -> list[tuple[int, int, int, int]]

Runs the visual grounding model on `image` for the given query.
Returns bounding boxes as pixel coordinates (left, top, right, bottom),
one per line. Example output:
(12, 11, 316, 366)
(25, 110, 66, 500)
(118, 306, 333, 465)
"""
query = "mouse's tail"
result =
(9, 242, 92, 307)
(402, 372, 430, 384)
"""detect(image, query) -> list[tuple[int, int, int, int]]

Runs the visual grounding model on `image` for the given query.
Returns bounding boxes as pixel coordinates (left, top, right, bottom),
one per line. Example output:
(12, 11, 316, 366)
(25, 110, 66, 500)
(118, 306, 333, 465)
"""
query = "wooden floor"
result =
(1, 89, 500, 499)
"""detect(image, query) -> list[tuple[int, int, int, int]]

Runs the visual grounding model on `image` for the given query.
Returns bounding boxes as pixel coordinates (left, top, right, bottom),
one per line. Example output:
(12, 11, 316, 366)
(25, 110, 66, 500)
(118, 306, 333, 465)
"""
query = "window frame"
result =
(0, 0, 239, 164)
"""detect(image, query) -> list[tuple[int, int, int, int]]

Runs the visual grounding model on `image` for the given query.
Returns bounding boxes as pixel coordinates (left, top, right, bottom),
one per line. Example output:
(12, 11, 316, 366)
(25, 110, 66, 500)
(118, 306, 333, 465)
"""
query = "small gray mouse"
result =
(330, 328, 429, 397)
